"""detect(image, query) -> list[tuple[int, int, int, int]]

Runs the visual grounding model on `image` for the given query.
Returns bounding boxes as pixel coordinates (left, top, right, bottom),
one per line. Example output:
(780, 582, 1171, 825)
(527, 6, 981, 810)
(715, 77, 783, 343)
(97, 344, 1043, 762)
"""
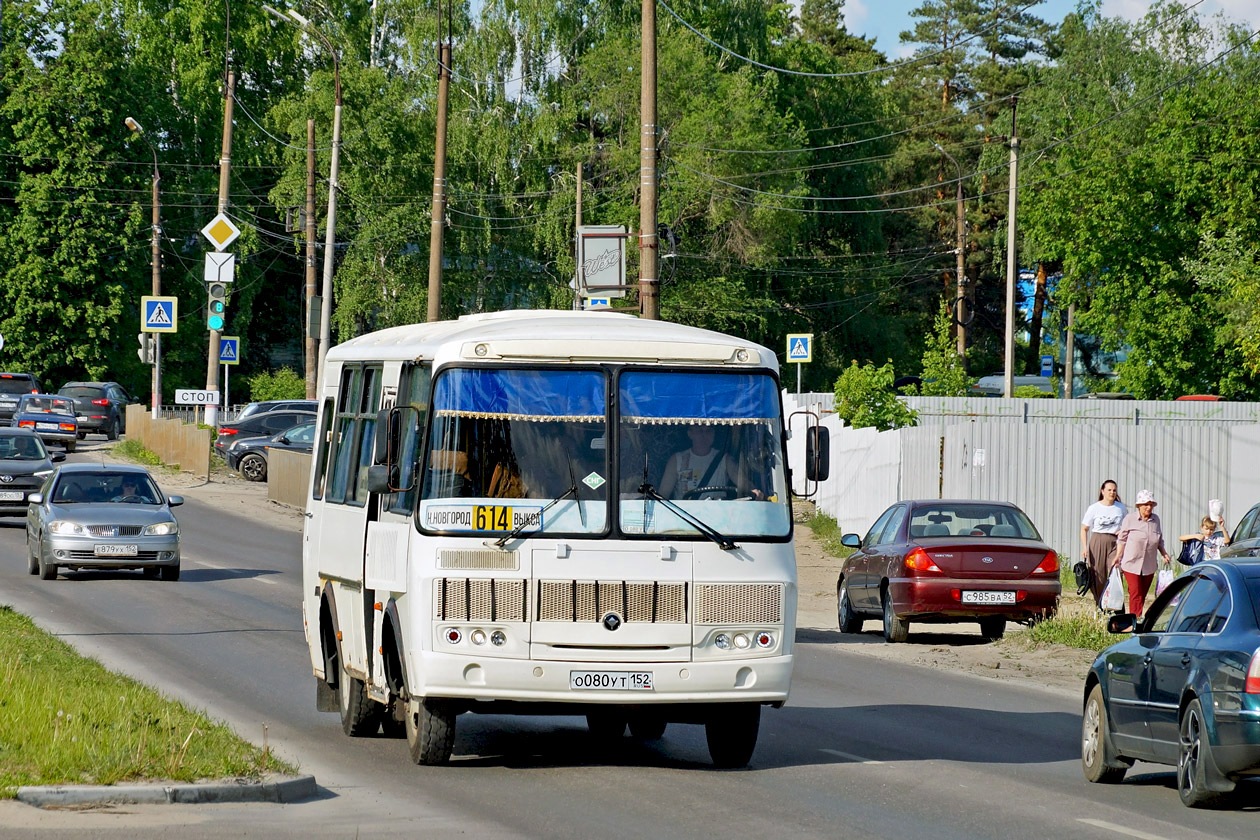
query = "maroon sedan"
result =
(837, 500, 1060, 642)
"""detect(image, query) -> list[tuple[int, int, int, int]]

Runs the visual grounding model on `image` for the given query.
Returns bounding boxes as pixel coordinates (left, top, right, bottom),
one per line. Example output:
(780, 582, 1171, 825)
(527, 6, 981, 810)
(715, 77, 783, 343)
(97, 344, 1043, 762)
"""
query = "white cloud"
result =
(1103, 0, 1260, 25)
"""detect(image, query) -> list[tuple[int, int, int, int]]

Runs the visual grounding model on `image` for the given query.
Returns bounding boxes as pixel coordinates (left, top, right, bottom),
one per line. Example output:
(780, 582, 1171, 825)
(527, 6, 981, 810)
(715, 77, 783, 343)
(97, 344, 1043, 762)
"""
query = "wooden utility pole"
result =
(638, 0, 659, 320)
(1064, 303, 1076, 399)
(426, 39, 451, 322)
(150, 166, 162, 418)
(206, 69, 234, 427)
(305, 119, 317, 399)
(574, 161, 583, 311)
(1003, 97, 1019, 399)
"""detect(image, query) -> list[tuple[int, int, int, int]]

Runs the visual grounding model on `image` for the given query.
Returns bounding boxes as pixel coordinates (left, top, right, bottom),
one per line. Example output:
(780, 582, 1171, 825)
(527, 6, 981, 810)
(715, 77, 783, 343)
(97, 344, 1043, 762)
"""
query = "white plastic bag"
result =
(1155, 567, 1175, 597)
(1101, 567, 1125, 612)
(1209, 499, 1223, 523)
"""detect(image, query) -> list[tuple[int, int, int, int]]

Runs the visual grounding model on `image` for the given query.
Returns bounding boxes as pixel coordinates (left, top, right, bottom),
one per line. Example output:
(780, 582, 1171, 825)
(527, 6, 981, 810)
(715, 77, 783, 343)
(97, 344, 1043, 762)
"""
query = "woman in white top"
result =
(1080, 479, 1126, 607)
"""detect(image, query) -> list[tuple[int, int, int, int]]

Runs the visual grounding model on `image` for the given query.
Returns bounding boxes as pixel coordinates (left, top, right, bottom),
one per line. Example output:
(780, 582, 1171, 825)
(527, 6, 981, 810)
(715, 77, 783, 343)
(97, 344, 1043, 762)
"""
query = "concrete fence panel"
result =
(268, 449, 312, 510)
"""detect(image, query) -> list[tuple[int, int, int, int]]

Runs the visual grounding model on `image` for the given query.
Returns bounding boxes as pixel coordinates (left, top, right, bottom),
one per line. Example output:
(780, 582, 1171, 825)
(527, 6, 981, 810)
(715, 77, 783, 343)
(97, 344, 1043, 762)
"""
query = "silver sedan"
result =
(26, 464, 183, 580)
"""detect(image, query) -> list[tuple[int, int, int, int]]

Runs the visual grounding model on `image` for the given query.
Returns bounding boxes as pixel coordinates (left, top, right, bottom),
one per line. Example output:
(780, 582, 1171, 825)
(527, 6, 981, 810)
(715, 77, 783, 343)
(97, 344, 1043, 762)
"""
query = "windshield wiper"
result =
(638, 483, 739, 551)
(492, 484, 579, 548)
(565, 451, 586, 528)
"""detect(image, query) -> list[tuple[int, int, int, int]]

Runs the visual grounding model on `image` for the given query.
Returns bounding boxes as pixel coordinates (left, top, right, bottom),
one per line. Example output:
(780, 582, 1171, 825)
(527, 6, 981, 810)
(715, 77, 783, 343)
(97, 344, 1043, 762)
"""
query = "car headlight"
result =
(33, 469, 53, 478)
(143, 521, 179, 536)
(48, 520, 88, 536)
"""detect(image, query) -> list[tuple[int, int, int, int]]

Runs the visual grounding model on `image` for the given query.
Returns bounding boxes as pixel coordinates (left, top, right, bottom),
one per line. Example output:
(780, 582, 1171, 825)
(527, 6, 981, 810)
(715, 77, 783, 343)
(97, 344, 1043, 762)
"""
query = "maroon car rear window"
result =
(909, 504, 1041, 541)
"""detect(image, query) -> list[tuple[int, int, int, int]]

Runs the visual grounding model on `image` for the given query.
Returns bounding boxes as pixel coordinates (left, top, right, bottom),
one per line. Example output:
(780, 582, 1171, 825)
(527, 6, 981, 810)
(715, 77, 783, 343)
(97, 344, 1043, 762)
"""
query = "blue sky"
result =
(832, 0, 1260, 58)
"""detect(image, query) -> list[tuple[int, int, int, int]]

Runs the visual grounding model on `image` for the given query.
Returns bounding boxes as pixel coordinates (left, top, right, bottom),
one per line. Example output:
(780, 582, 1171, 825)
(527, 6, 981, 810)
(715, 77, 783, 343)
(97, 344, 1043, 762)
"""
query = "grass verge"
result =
(111, 439, 165, 468)
(801, 510, 854, 560)
(0, 606, 294, 797)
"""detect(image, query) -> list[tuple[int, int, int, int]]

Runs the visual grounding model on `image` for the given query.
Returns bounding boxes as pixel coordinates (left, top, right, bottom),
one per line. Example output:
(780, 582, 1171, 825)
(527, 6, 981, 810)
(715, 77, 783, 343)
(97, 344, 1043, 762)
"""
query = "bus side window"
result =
(311, 398, 335, 501)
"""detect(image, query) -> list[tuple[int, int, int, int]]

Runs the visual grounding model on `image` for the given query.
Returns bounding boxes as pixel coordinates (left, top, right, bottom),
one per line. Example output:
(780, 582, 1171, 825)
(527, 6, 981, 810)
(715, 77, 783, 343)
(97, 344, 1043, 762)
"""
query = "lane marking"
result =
(820, 748, 884, 765)
(187, 557, 279, 585)
(1077, 819, 1172, 840)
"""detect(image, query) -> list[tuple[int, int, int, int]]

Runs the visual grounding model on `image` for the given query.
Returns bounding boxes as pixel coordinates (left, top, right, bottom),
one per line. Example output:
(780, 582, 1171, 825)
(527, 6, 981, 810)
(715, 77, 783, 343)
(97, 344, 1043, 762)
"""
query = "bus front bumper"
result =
(415, 651, 793, 705)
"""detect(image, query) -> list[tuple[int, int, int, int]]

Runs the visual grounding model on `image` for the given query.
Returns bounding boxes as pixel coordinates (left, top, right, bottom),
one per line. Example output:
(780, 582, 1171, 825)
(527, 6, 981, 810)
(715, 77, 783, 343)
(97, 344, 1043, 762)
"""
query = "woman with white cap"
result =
(1113, 489, 1173, 618)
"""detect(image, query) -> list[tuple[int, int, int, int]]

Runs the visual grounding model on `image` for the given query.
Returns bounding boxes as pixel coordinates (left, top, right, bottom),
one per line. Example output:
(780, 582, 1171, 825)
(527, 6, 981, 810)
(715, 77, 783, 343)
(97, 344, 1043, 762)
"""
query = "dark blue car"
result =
(1081, 560, 1260, 807)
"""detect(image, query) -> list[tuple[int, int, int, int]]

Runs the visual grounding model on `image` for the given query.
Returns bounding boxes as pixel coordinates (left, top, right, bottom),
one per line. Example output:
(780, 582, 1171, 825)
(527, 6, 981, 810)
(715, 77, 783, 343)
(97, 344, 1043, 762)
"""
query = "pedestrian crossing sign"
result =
(219, 336, 240, 365)
(141, 296, 178, 333)
(786, 333, 813, 363)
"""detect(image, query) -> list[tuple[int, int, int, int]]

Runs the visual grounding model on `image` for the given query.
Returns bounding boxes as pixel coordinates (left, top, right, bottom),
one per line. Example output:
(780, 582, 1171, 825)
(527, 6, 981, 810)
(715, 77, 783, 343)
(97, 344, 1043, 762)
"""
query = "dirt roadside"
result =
(132, 452, 1095, 698)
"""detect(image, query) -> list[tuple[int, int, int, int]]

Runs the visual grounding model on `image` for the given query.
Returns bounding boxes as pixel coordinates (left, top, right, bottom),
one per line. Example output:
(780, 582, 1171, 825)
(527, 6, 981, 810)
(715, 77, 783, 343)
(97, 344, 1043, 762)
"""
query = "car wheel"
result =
(38, 554, 57, 580)
(76, 431, 87, 440)
(239, 453, 268, 482)
(405, 697, 456, 765)
(705, 703, 761, 768)
(586, 711, 627, 741)
(881, 588, 909, 643)
(838, 581, 864, 634)
(1178, 698, 1231, 807)
(107, 418, 119, 441)
(1082, 683, 1129, 784)
(158, 563, 180, 582)
(26, 537, 39, 575)
(628, 713, 667, 741)
(64, 441, 76, 453)
(979, 617, 1006, 641)
(338, 662, 380, 737)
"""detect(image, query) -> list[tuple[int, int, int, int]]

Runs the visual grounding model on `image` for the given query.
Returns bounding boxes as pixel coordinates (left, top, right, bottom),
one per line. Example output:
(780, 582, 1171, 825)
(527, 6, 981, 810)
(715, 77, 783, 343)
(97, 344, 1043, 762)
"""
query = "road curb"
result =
(16, 774, 318, 808)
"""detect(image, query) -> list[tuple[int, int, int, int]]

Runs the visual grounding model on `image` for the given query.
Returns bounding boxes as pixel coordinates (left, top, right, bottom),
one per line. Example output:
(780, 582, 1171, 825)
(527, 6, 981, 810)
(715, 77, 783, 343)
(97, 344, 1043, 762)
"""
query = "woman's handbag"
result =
(1155, 566, 1175, 597)
(1178, 538, 1204, 567)
(1101, 567, 1125, 612)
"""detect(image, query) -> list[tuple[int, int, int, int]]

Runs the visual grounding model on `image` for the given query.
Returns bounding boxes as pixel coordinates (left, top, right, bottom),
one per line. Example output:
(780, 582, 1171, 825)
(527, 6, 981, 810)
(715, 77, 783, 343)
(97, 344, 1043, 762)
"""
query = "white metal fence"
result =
(784, 392, 1260, 558)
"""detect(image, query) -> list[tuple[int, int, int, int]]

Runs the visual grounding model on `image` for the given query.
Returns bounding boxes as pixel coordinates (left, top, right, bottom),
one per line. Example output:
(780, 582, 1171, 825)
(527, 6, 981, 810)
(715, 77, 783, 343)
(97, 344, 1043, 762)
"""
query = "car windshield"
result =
(909, 504, 1042, 540)
(51, 473, 161, 504)
(0, 434, 47, 460)
(19, 396, 73, 414)
(618, 370, 790, 539)
(420, 368, 607, 536)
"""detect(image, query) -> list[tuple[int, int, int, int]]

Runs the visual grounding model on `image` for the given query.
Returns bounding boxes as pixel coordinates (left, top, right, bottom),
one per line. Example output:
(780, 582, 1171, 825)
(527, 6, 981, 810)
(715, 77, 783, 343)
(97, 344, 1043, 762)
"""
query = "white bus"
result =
(302, 310, 820, 767)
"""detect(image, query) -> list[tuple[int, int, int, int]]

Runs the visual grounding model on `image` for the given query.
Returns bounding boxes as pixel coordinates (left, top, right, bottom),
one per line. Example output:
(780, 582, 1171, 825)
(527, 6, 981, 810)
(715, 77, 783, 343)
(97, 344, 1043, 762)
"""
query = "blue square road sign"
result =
(219, 336, 240, 365)
(141, 296, 178, 333)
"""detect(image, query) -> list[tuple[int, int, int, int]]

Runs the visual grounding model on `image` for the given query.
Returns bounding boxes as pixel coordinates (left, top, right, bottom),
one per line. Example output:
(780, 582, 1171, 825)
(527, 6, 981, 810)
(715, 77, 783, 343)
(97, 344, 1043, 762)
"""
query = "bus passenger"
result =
(659, 425, 739, 500)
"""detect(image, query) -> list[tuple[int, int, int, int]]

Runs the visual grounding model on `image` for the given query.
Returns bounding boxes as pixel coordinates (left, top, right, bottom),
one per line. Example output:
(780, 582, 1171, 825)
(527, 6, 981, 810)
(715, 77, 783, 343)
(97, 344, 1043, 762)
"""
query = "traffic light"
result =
(207, 282, 227, 331)
(137, 333, 153, 365)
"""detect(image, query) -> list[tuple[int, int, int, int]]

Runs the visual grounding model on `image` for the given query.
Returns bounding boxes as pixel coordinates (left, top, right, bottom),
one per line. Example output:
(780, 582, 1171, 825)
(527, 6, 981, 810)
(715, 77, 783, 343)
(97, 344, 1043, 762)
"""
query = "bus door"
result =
(314, 363, 383, 680)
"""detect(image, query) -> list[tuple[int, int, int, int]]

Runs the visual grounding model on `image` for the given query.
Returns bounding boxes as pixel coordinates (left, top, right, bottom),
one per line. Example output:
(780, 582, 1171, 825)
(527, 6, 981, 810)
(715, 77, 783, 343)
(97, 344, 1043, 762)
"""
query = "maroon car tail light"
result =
(904, 547, 943, 574)
(91, 398, 110, 406)
(1031, 551, 1059, 575)
(950, 588, 962, 601)
(1246, 649, 1260, 694)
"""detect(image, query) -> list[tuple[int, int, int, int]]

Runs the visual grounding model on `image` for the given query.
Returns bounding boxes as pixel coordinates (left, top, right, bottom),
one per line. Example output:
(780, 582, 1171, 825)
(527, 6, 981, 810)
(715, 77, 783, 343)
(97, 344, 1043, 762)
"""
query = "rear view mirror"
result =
(52, 453, 66, 463)
(27, 493, 42, 505)
(805, 426, 830, 482)
(373, 408, 395, 465)
(167, 495, 184, 507)
(366, 464, 392, 494)
(1107, 614, 1137, 634)
(840, 533, 861, 549)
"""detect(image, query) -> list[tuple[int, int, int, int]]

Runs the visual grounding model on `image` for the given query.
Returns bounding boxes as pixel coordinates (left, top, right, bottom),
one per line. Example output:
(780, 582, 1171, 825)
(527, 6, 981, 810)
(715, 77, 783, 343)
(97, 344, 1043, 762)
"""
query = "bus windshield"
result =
(618, 370, 790, 539)
(420, 368, 608, 536)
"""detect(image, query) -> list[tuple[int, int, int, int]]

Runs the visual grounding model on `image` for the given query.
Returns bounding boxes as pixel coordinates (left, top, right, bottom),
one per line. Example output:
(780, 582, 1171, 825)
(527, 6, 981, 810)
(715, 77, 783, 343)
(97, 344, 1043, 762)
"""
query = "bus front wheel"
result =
(406, 697, 456, 765)
(705, 703, 760, 768)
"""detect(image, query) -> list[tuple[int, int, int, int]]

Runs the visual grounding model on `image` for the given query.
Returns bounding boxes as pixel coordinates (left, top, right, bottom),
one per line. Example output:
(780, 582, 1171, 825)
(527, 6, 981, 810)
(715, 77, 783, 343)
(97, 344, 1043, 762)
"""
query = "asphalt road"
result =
(0, 440, 1256, 838)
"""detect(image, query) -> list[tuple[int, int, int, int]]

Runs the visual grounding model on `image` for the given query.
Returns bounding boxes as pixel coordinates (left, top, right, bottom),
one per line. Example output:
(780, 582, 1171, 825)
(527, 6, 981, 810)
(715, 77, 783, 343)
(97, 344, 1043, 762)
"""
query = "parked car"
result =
(1221, 502, 1260, 559)
(214, 410, 316, 459)
(26, 464, 183, 580)
(0, 428, 64, 517)
(58, 381, 136, 440)
(0, 372, 45, 422)
(226, 420, 316, 482)
(236, 399, 317, 420)
(1081, 560, 1260, 807)
(969, 374, 1055, 397)
(837, 500, 1060, 642)
(10, 394, 78, 451)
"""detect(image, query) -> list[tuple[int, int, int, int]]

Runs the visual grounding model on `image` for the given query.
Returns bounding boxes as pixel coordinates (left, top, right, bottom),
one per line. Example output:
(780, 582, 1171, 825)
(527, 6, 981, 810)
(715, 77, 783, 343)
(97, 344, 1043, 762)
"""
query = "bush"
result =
(247, 367, 306, 401)
(917, 303, 974, 397)
(833, 360, 918, 431)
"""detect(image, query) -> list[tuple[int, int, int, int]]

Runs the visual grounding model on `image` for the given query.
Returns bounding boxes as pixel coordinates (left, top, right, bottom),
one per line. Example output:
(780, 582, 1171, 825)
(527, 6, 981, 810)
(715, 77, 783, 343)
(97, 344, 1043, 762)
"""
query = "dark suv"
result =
(57, 381, 136, 440)
(0, 373, 45, 423)
(214, 410, 316, 459)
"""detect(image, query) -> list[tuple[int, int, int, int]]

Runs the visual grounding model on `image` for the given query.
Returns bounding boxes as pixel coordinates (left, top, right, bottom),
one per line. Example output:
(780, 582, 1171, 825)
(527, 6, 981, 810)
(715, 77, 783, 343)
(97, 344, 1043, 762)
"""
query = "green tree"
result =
(833, 360, 918, 430)
(918, 304, 975, 395)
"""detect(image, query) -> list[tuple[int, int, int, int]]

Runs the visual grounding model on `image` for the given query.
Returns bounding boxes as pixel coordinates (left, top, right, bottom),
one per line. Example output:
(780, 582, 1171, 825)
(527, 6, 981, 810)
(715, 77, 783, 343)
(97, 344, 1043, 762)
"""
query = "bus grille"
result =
(437, 549, 518, 571)
(537, 581, 686, 623)
(694, 583, 782, 624)
(434, 578, 528, 622)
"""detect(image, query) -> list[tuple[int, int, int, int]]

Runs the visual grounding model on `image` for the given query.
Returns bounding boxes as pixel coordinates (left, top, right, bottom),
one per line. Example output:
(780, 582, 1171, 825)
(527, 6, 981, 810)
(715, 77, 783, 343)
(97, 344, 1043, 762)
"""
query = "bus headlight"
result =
(714, 633, 733, 650)
(733, 633, 751, 650)
(490, 630, 506, 646)
(756, 632, 774, 648)
(470, 629, 487, 646)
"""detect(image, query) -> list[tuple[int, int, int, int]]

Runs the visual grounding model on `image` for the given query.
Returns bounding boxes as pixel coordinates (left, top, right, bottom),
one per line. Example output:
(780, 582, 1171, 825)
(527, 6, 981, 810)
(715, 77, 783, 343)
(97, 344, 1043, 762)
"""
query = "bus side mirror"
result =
(805, 426, 830, 482)
(366, 464, 392, 494)
(373, 408, 397, 465)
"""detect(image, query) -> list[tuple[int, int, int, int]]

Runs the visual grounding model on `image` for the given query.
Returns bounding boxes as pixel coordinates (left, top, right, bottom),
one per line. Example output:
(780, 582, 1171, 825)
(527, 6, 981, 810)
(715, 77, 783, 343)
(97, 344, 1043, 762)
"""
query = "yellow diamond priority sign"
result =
(200, 212, 241, 251)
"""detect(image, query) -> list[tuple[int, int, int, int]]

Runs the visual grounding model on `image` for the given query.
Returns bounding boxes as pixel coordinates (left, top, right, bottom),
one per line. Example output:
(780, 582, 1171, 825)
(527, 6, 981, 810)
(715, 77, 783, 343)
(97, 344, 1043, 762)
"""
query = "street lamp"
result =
(933, 141, 968, 368)
(265, 4, 341, 390)
(125, 117, 163, 419)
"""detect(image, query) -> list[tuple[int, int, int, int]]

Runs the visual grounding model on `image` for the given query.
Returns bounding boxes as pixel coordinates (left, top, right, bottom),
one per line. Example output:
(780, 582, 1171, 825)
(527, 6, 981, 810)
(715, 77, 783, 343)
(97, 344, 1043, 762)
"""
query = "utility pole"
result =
(426, 28, 451, 322)
(574, 161, 583, 311)
(206, 70, 235, 427)
(318, 63, 342, 385)
(1064, 303, 1076, 399)
(933, 142, 967, 367)
(638, 0, 659, 320)
(305, 119, 317, 399)
(1003, 98, 1019, 399)
(125, 117, 162, 419)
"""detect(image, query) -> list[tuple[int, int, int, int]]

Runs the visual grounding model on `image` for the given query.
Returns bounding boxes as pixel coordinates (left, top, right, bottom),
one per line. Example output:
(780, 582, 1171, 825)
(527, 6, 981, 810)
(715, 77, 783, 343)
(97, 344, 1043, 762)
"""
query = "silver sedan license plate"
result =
(962, 590, 1016, 605)
(570, 671, 654, 691)
(94, 544, 139, 557)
